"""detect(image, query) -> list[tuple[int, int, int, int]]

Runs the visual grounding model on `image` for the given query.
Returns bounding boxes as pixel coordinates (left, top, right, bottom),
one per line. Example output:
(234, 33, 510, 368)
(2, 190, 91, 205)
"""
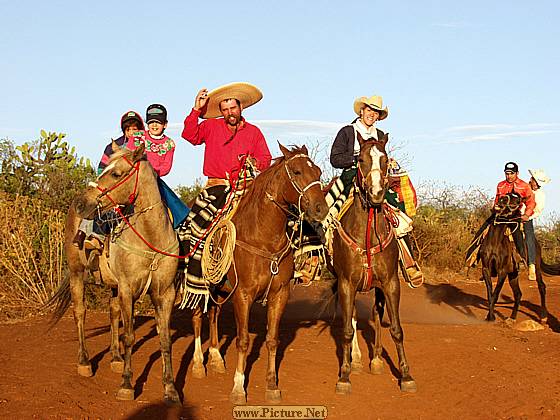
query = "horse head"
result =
(278, 143, 329, 222)
(74, 142, 146, 219)
(356, 132, 389, 207)
(494, 192, 523, 218)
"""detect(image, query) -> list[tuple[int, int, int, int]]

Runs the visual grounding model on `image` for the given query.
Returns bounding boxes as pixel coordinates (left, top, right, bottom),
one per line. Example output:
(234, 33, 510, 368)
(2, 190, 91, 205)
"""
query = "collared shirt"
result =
(530, 188, 545, 220)
(126, 131, 175, 177)
(181, 108, 272, 179)
(352, 120, 378, 155)
(494, 177, 536, 217)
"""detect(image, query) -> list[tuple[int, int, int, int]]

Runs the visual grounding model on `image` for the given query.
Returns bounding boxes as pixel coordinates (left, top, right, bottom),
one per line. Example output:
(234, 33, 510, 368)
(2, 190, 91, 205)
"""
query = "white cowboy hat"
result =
(528, 169, 551, 186)
(353, 95, 389, 120)
(201, 82, 263, 119)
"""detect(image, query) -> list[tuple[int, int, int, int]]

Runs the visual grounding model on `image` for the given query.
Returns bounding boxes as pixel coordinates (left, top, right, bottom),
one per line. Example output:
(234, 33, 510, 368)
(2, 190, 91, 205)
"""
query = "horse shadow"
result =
(89, 315, 154, 375)
(422, 283, 487, 319)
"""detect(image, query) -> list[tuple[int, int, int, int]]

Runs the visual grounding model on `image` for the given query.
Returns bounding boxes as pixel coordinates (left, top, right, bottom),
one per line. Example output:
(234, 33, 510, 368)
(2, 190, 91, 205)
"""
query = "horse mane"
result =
(246, 145, 307, 200)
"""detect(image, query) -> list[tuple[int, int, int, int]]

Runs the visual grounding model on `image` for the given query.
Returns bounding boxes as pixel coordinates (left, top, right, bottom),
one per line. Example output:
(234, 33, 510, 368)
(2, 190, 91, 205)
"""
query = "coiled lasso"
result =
(201, 219, 236, 285)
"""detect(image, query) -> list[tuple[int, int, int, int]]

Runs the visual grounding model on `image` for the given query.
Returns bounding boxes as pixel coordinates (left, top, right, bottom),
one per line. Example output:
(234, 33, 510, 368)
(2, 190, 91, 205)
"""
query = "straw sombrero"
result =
(528, 169, 551, 186)
(353, 95, 389, 120)
(201, 82, 263, 119)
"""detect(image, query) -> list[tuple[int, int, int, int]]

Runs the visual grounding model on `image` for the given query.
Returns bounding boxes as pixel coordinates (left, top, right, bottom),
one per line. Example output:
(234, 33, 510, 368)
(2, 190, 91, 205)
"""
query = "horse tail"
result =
(44, 274, 72, 328)
(541, 260, 560, 276)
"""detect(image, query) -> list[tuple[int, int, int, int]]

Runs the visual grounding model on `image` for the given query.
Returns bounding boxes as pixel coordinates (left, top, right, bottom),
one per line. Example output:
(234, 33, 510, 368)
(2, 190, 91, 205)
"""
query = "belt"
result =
(205, 178, 230, 188)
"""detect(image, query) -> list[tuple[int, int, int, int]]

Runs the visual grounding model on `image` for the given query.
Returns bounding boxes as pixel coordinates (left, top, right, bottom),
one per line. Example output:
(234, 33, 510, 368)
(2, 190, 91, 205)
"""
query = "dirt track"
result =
(1, 271, 560, 419)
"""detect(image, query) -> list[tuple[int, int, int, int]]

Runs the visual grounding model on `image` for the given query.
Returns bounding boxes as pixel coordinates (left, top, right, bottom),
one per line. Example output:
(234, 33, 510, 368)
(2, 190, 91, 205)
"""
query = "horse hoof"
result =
(265, 389, 282, 403)
(335, 381, 351, 395)
(370, 358, 384, 375)
(192, 364, 206, 379)
(116, 388, 135, 401)
(230, 391, 247, 405)
(164, 391, 181, 406)
(110, 360, 124, 374)
(400, 380, 417, 393)
(210, 360, 226, 374)
(77, 364, 93, 377)
(351, 361, 363, 373)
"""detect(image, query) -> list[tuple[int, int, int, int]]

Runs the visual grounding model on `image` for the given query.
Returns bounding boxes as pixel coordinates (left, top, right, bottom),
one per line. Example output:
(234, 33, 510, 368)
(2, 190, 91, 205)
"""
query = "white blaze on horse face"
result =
(307, 161, 313, 168)
(368, 145, 384, 196)
(100, 161, 117, 178)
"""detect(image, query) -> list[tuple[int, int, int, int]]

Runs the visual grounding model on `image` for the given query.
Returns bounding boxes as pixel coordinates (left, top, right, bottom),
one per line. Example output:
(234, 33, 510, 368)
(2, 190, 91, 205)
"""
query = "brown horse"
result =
(480, 192, 548, 322)
(206, 144, 328, 404)
(50, 143, 181, 404)
(329, 134, 416, 394)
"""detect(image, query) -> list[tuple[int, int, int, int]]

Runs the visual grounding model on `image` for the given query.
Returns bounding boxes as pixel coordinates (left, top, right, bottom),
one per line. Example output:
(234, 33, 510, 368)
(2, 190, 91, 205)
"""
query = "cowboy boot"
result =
(397, 237, 424, 288)
(72, 230, 86, 249)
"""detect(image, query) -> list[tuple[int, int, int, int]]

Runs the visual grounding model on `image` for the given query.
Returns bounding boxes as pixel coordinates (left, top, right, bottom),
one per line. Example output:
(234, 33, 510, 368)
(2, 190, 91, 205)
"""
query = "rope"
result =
(202, 219, 237, 284)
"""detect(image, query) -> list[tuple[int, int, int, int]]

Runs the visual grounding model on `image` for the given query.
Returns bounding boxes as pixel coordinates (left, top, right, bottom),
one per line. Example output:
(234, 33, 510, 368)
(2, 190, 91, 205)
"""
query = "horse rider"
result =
(327, 93, 423, 285)
(181, 82, 272, 186)
(466, 162, 536, 273)
(526, 168, 550, 280)
(178, 82, 272, 309)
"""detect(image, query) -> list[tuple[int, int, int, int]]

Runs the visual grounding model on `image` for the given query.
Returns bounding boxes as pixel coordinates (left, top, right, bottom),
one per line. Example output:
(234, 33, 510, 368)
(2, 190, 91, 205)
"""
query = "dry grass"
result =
(0, 193, 65, 320)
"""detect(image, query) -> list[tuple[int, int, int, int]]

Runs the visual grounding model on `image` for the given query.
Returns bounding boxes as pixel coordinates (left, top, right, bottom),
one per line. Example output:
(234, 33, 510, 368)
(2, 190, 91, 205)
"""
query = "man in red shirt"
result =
(494, 161, 536, 220)
(178, 82, 272, 308)
(181, 82, 271, 184)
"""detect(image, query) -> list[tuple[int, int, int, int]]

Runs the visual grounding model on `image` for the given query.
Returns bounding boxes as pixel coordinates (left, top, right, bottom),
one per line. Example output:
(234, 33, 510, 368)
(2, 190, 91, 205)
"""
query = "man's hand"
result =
(521, 214, 530, 222)
(194, 88, 209, 111)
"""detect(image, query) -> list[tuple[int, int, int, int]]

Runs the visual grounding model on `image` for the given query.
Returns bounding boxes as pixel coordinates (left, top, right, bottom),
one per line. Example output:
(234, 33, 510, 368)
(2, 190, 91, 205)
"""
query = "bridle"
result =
(89, 155, 141, 208)
(283, 153, 322, 212)
(355, 142, 389, 208)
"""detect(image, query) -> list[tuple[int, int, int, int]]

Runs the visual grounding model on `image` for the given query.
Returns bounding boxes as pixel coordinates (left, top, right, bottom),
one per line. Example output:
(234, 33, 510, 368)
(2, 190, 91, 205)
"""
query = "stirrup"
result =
(402, 263, 424, 289)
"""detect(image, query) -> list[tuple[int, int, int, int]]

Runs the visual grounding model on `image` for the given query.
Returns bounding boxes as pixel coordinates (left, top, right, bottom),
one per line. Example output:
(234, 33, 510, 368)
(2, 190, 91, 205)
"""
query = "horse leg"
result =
(507, 271, 522, 321)
(208, 305, 226, 374)
(335, 277, 357, 395)
(535, 252, 548, 323)
(264, 285, 289, 403)
(350, 306, 363, 372)
(151, 284, 181, 405)
(489, 272, 507, 322)
(230, 291, 252, 405)
(70, 269, 93, 377)
(109, 288, 124, 374)
(116, 287, 135, 401)
(482, 267, 495, 322)
(383, 276, 416, 393)
(191, 306, 206, 379)
(369, 288, 384, 375)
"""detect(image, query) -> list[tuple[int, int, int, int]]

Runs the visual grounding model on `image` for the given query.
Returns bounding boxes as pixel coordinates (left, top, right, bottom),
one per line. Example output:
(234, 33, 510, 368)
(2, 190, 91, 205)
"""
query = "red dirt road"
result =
(1, 272, 560, 419)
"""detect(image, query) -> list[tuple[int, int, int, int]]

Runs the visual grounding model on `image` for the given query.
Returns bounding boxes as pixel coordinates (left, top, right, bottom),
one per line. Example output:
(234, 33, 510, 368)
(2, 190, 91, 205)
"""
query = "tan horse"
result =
(189, 144, 328, 404)
(329, 134, 416, 395)
(50, 143, 181, 404)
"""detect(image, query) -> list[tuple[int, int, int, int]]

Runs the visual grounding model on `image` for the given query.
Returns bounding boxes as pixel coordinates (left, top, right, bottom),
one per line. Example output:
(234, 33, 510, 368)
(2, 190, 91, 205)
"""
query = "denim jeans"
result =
(524, 220, 536, 265)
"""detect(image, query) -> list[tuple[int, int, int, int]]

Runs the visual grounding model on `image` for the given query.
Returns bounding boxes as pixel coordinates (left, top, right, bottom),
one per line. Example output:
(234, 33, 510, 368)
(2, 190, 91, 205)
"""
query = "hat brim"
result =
(353, 98, 388, 120)
(201, 82, 263, 119)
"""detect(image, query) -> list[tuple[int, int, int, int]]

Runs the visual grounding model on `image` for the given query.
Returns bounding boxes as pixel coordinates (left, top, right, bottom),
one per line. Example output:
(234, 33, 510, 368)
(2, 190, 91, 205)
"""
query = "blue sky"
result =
(1, 1, 559, 219)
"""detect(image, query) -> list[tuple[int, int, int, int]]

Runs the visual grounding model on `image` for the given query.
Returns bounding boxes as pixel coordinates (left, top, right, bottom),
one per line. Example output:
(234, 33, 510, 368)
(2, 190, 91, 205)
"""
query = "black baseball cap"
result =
(504, 162, 519, 173)
(146, 104, 167, 124)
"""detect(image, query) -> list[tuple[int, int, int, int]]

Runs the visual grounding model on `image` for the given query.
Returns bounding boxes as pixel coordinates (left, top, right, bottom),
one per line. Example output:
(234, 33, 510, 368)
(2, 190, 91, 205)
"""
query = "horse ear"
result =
(111, 139, 119, 153)
(301, 144, 309, 155)
(278, 142, 291, 158)
(380, 132, 389, 147)
(357, 132, 365, 146)
(132, 142, 145, 162)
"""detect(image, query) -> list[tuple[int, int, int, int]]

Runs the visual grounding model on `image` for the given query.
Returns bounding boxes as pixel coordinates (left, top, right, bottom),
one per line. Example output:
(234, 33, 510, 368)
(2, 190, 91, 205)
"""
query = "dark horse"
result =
(216, 144, 328, 404)
(329, 134, 416, 394)
(50, 143, 181, 404)
(480, 193, 548, 322)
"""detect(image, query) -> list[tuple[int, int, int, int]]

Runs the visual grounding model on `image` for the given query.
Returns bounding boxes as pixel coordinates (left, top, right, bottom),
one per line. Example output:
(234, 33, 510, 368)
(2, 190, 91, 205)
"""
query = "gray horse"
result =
(50, 143, 180, 404)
